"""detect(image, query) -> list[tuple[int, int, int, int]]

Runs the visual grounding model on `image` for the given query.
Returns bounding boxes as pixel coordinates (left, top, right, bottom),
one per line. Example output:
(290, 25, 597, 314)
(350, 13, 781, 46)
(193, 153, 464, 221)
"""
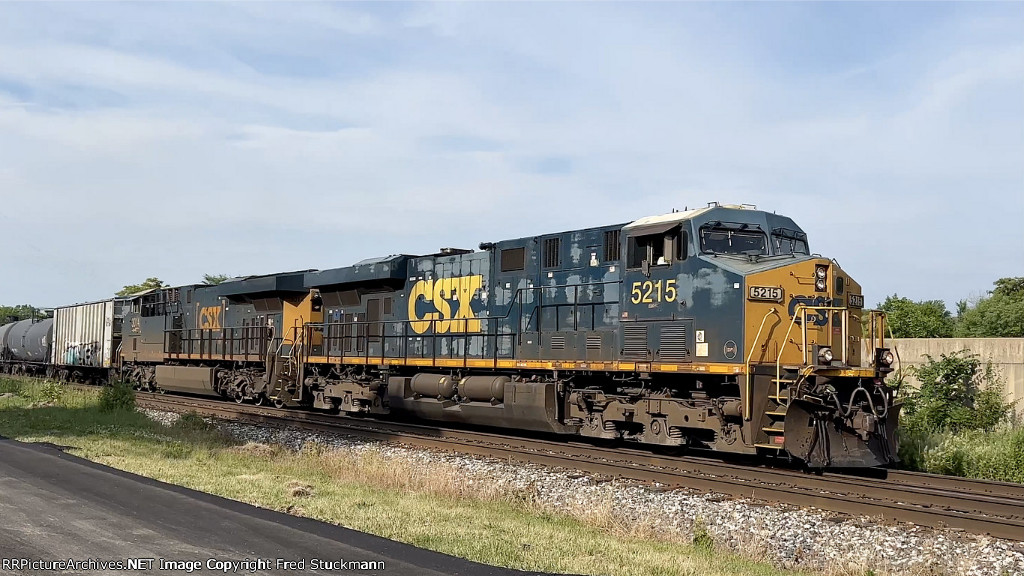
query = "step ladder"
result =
(755, 366, 811, 451)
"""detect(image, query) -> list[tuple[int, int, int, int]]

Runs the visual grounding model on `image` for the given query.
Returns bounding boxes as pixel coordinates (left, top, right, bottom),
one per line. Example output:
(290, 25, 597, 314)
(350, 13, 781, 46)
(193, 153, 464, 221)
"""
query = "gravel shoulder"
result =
(143, 410, 1024, 576)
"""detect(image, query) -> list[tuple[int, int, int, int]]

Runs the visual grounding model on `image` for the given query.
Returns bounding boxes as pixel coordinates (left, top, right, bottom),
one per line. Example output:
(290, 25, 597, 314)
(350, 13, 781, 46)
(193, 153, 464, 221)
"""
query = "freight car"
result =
(109, 203, 900, 468)
(0, 299, 129, 381)
(0, 318, 53, 374)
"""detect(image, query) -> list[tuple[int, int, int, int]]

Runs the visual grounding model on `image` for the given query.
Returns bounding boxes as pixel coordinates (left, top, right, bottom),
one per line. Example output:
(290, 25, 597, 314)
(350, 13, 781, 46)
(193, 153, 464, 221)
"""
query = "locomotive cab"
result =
(616, 204, 900, 467)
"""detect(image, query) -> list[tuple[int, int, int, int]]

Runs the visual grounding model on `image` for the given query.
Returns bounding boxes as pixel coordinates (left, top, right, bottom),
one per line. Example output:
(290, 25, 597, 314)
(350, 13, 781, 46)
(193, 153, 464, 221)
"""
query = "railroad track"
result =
(130, 391, 1024, 541)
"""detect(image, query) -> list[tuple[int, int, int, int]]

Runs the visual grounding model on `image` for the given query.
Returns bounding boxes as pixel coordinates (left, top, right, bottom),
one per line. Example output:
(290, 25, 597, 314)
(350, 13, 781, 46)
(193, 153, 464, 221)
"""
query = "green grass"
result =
(899, 426, 1024, 483)
(0, 376, 810, 576)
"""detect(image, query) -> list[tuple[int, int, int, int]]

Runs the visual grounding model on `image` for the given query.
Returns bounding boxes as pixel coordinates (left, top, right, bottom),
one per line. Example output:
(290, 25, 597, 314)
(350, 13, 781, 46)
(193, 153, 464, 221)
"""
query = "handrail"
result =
(774, 304, 852, 406)
(305, 279, 622, 365)
(743, 307, 779, 421)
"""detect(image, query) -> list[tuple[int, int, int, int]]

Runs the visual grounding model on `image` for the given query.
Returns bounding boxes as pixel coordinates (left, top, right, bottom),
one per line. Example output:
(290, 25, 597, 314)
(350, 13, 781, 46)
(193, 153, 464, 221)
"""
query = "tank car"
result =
(117, 204, 900, 468)
(0, 318, 54, 375)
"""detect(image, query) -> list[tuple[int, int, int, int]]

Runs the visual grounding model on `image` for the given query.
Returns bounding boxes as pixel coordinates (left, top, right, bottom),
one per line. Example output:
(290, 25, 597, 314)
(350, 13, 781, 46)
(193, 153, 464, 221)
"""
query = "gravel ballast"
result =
(144, 410, 1024, 576)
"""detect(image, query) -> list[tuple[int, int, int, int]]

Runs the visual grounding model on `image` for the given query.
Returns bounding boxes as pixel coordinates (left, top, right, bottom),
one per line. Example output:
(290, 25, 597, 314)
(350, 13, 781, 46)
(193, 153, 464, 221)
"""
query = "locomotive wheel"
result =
(273, 398, 285, 409)
(253, 394, 266, 406)
(234, 392, 245, 404)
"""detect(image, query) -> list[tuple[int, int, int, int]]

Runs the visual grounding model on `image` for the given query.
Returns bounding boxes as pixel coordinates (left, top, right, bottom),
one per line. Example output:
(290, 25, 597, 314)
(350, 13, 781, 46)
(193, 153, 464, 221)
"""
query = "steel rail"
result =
(133, 392, 1024, 541)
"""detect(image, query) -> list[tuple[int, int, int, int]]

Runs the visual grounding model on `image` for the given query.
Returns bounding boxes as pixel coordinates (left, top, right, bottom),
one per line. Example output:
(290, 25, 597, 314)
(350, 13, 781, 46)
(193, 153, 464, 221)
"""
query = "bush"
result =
(99, 381, 136, 412)
(897, 350, 1023, 481)
(901, 350, 1014, 434)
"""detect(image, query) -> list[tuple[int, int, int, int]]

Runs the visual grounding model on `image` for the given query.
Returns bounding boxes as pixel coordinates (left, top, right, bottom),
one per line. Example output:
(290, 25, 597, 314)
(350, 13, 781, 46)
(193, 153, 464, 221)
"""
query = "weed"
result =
(98, 381, 136, 412)
(172, 411, 214, 432)
(692, 517, 714, 554)
(40, 380, 64, 404)
(0, 377, 23, 395)
(159, 442, 194, 459)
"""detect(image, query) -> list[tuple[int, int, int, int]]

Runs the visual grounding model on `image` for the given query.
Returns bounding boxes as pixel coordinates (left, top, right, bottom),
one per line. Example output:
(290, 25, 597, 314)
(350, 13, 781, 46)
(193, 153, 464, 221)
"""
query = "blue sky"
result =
(0, 2, 1021, 310)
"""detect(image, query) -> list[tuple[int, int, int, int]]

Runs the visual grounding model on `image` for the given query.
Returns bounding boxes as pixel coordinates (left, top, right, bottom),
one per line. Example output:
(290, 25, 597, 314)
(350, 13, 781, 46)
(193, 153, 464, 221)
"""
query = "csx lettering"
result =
(199, 305, 223, 329)
(408, 275, 483, 334)
(788, 295, 831, 327)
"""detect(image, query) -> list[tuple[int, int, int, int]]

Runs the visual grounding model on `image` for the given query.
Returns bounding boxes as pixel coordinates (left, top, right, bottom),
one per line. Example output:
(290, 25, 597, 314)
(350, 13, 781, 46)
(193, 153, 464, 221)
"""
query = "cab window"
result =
(627, 228, 687, 268)
(699, 224, 768, 256)
(771, 228, 809, 255)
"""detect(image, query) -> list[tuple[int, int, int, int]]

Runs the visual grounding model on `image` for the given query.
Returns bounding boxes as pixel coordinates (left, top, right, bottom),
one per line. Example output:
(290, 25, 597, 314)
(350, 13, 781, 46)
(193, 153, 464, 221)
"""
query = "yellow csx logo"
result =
(199, 305, 223, 330)
(408, 275, 484, 334)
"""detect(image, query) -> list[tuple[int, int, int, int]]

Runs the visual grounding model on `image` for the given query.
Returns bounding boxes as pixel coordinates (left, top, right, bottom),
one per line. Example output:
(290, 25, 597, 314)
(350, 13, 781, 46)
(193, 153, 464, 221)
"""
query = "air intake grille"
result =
(622, 324, 649, 360)
(586, 333, 602, 350)
(659, 324, 690, 362)
(550, 335, 565, 350)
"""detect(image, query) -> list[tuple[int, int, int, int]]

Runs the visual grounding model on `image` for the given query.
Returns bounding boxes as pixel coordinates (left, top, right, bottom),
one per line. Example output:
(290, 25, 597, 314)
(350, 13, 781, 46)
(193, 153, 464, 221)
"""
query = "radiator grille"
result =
(586, 333, 602, 350)
(659, 324, 690, 362)
(550, 335, 565, 350)
(622, 324, 649, 360)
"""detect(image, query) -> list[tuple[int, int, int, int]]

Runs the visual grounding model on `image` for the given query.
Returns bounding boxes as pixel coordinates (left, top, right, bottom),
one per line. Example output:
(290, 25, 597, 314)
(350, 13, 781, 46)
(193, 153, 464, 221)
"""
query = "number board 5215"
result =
(748, 285, 783, 302)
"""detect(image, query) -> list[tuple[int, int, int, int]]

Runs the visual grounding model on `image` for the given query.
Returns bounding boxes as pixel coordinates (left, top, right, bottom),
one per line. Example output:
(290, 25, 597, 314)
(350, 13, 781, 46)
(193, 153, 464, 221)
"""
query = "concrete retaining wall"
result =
(885, 338, 1024, 414)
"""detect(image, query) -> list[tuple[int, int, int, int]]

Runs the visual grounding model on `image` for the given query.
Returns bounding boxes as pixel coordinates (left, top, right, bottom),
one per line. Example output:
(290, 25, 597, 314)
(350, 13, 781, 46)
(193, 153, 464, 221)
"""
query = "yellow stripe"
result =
(814, 368, 877, 378)
(302, 355, 747, 375)
(164, 353, 752, 377)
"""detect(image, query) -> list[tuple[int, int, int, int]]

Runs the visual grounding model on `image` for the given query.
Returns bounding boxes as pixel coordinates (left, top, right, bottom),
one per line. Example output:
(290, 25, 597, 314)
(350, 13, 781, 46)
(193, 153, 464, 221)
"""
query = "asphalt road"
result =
(0, 437, 558, 576)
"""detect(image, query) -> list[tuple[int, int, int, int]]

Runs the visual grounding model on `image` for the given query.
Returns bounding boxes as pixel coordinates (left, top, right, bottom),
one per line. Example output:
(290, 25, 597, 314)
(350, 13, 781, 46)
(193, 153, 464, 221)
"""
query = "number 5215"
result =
(631, 279, 677, 304)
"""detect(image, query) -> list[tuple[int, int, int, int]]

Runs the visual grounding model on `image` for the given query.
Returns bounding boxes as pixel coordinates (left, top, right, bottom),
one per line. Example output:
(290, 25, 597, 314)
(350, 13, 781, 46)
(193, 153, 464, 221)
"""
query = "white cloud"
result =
(0, 3, 1020, 308)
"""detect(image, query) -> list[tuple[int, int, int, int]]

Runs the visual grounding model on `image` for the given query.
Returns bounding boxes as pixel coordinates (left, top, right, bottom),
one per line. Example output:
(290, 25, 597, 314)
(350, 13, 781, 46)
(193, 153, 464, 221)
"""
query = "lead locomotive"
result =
(2, 204, 900, 468)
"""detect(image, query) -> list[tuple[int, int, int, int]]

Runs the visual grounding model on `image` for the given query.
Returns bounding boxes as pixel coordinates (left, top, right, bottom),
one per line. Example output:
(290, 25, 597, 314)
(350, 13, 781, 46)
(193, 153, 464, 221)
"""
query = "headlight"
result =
(818, 347, 834, 363)
(877, 349, 894, 367)
(815, 278, 827, 291)
(815, 266, 827, 279)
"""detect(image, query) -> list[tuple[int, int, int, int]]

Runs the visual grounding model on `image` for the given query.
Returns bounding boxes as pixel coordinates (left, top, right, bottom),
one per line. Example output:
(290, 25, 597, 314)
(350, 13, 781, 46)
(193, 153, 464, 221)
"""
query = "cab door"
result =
(621, 225, 693, 364)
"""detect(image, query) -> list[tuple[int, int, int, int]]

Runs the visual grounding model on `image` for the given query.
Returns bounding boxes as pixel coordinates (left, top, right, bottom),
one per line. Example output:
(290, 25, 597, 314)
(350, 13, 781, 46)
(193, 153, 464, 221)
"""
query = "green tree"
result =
(0, 304, 41, 322)
(878, 295, 955, 338)
(116, 277, 167, 297)
(955, 277, 1024, 338)
(202, 273, 231, 285)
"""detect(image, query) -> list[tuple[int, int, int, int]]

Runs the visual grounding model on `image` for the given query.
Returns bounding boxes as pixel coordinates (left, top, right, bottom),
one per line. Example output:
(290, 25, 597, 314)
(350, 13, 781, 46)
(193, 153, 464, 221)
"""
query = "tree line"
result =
(880, 277, 1024, 338)
(1, 274, 232, 322)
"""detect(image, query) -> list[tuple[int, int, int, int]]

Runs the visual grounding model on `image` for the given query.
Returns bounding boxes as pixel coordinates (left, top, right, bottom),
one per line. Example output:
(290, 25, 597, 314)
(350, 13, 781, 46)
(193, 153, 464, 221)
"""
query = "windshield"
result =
(772, 230, 809, 255)
(700, 227, 768, 256)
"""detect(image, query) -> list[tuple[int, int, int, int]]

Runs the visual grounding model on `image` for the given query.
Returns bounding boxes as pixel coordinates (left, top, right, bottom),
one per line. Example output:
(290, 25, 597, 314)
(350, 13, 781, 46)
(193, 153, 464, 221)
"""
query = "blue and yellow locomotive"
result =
(116, 203, 900, 468)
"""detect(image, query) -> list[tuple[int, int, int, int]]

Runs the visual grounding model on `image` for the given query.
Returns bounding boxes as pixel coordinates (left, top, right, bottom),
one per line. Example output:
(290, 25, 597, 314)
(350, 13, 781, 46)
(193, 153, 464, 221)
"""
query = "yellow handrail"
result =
(743, 307, 779, 421)
(774, 305, 852, 405)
